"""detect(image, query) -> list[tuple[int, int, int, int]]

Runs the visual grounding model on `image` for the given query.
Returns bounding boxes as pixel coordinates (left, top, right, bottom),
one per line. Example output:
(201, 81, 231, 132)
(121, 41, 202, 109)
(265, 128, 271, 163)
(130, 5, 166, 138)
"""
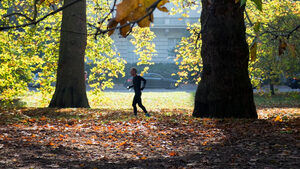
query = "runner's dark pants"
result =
(132, 92, 147, 115)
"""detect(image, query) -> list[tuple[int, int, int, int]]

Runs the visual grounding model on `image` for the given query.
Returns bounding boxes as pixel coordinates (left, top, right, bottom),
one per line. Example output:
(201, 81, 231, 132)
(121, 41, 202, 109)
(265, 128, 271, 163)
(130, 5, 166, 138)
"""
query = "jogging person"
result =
(127, 68, 150, 117)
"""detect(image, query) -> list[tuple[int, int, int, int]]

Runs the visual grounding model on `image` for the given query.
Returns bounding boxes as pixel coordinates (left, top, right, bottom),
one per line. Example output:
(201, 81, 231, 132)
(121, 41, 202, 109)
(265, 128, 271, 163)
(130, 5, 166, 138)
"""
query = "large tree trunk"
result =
(49, 0, 90, 108)
(193, 0, 257, 118)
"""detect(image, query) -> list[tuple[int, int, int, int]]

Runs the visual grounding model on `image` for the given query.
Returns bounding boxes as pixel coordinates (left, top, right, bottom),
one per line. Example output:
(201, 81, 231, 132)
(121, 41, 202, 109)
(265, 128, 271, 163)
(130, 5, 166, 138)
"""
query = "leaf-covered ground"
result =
(0, 107, 299, 168)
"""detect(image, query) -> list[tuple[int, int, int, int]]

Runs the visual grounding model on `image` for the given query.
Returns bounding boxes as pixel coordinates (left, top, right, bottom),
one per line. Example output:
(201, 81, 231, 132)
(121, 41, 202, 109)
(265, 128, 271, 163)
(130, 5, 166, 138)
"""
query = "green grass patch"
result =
(8, 91, 300, 110)
(88, 92, 194, 110)
(254, 92, 300, 108)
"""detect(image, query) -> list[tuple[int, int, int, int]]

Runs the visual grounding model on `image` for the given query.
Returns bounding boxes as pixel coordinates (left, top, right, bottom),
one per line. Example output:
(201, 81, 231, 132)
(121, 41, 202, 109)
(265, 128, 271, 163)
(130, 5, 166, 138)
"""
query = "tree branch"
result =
(99, 0, 117, 26)
(286, 24, 300, 39)
(0, 0, 82, 31)
(94, 0, 163, 38)
(94, 0, 117, 39)
(259, 24, 300, 40)
(3, 13, 33, 22)
(245, 10, 253, 27)
(33, 0, 39, 21)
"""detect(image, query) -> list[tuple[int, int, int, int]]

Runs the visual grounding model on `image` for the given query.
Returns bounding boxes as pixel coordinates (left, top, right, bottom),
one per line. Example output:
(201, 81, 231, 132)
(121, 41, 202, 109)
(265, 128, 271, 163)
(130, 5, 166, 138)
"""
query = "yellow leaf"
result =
(157, 6, 169, 12)
(107, 18, 118, 36)
(140, 156, 147, 160)
(119, 19, 131, 37)
(274, 116, 282, 122)
(137, 17, 151, 27)
(127, 4, 151, 28)
(111, 0, 169, 37)
(235, 0, 240, 3)
(115, 0, 138, 22)
(28, 118, 36, 123)
(144, 0, 156, 7)
(86, 140, 93, 145)
(158, 0, 169, 7)
(48, 142, 55, 146)
(119, 141, 127, 146)
(41, 0, 60, 5)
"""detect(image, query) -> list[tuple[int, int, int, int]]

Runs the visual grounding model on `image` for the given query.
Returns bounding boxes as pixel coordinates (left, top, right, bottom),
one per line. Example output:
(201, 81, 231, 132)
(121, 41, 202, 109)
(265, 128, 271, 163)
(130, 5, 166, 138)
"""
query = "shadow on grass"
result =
(0, 107, 157, 125)
(0, 108, 93, 125)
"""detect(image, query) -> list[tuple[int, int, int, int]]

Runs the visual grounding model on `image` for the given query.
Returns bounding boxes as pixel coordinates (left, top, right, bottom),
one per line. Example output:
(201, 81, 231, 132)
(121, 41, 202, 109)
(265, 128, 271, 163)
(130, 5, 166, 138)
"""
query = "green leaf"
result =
(250, 0, 262, 11)
(253, 22, 261, 34)
(240, 0, 247, 7)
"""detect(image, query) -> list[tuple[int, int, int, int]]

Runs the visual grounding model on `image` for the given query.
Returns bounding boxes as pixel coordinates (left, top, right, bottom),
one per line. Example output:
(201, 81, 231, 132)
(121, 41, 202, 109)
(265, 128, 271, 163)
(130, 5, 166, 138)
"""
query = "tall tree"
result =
(193, 0, 257, 118)
(49, 0, 89, 108)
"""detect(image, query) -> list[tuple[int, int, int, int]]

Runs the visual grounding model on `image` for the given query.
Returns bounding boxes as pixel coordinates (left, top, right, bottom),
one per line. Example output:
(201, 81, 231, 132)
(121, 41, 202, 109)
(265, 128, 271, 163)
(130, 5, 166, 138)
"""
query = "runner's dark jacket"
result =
(128, 75, 146, 93)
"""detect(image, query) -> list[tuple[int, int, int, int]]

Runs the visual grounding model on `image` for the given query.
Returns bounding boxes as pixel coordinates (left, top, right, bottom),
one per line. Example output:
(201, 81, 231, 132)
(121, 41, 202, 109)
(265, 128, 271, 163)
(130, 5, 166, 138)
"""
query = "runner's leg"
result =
(132, 94, 138, 116)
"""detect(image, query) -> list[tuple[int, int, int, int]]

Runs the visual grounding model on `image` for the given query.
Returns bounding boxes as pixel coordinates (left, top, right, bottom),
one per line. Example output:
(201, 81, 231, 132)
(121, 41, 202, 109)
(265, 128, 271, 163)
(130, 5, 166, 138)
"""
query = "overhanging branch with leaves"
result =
(0, 0, 83, 31)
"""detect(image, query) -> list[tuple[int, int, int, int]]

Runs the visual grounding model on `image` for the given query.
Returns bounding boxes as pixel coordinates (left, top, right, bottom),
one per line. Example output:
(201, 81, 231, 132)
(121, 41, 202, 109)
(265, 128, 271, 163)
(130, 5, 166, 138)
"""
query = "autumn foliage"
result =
(108, 0, 169, 37)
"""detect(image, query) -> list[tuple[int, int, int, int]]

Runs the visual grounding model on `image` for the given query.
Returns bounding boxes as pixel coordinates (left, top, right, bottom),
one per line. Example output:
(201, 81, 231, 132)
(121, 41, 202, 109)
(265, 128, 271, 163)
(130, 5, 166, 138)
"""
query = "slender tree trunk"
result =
(49, 0, 90, 108)
(193, 0, 257, 118)
(270, 83, 275, 95)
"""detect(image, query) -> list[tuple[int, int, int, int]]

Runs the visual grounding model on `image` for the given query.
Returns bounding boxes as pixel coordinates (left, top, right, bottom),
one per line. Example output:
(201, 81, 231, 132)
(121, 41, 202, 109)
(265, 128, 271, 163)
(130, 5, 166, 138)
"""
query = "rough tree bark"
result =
(49, 0, 90, 108)
(193, 0, 257, 118)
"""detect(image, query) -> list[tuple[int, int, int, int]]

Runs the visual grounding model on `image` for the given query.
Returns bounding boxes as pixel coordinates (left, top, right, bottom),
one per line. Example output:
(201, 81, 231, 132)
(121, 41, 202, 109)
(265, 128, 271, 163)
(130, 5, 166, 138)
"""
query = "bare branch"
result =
(245, 10, 253, 27)
(0, 0, 82, 31)
(259, 24, 300, 40)
(286, 24, 300, 39)
(3, 13, 33, 22)
(94, 0, 117, 39)
(98, 0, 117, 26)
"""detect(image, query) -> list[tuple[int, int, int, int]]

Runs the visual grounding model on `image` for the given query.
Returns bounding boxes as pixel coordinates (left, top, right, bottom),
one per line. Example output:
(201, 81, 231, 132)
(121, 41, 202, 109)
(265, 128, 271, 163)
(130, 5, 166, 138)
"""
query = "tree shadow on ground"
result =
(0, 116, 299, 168)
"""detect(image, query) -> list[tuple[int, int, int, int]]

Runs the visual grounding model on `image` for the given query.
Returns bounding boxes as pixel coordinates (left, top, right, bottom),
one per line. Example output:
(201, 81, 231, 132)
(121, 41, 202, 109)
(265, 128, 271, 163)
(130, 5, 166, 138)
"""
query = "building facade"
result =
(111, 7, 199, 63)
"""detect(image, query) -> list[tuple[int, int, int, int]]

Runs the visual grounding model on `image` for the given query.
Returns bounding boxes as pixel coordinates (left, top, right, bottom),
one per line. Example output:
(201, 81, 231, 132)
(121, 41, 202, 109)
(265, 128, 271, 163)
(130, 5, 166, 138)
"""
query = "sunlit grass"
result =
(88, 92, 194, 110)
(21, 91, 194, 111)
(18, 91, 300, 110)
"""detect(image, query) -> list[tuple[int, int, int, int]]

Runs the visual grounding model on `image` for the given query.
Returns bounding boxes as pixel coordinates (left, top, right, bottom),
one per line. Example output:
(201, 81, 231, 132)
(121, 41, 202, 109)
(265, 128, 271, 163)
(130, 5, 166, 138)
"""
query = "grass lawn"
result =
(20, 91, 195, 110)
(19, 91, 300, 110)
